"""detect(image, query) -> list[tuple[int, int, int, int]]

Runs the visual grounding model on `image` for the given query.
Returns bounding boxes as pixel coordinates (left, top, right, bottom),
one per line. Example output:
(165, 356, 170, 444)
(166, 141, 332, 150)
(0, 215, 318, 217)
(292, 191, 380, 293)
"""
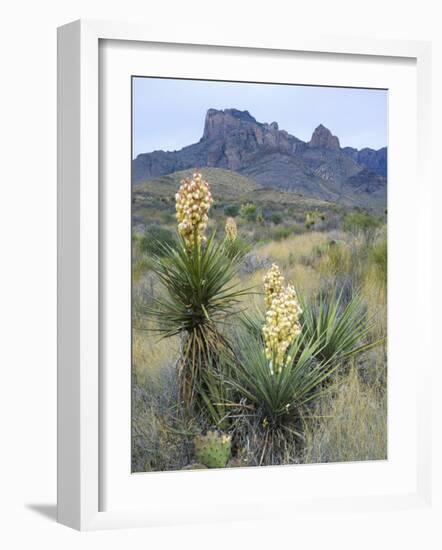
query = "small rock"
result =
(181, 463, 208, 470)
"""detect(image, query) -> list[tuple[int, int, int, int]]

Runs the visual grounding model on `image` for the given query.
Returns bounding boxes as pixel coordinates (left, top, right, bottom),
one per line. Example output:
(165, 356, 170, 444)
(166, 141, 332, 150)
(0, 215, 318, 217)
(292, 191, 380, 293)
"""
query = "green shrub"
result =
(240, 202, 258, 222)
(343, 212, 380, 233)
(140, 225, 177, 257)
(161, 212, 176, 224)
(272, 226, 292, 241)
(268, 213, 283, 225)
(224, 204, 240, 217)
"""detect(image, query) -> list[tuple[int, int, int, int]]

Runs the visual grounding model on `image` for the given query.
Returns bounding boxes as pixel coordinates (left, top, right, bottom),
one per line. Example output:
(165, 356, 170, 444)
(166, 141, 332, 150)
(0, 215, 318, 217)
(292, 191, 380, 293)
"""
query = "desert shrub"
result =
(305, 211, 322, 230)
(224, 204, 240, 217)
(268, 213, 283, 225)
(161, 212, 176, 224)
(318, 240, 351, 275)
(272, 226, 292, 241)
(140, 225, 176, 257)
(291, 223, 305, 235)
(240, 202, 258, 222)
(343, 212, 380, 234)
(299, 242, 329, 267)
(319, 213, 341, 232)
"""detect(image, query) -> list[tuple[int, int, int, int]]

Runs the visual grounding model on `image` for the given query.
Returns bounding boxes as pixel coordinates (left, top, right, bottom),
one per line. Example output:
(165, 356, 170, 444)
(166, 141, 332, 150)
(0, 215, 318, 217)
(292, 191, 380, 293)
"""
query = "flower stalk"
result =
(262, 265, 302, 372)
(225, 217, 238, 242)
(175, 172, 213, 247)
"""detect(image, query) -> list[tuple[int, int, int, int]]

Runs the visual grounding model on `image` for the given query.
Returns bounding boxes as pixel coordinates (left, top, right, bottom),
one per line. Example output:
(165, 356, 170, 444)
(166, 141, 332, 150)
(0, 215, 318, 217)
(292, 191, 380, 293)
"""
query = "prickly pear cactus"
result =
(194, 431, 232, 468)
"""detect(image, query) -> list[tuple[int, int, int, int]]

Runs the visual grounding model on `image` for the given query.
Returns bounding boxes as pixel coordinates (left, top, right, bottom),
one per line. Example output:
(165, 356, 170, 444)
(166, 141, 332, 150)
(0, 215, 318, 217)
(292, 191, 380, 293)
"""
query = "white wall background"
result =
(0, 1, 441, 547)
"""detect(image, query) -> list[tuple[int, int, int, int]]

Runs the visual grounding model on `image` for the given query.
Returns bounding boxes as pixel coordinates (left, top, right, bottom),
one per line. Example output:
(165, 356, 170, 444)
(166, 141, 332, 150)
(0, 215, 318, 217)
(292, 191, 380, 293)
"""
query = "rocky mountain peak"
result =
(309, 124, 340, 150)
(202, 108, 259, 140)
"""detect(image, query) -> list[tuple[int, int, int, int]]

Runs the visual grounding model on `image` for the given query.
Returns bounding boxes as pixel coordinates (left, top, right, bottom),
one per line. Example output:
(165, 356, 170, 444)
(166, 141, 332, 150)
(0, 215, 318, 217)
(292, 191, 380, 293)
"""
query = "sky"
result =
(132, 77, 387, 159)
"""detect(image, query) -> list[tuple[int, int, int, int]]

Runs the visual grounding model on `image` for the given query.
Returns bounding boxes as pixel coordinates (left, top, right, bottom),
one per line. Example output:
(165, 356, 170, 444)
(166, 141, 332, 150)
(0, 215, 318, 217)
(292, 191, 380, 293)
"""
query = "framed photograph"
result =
(57, 19, 433, 530)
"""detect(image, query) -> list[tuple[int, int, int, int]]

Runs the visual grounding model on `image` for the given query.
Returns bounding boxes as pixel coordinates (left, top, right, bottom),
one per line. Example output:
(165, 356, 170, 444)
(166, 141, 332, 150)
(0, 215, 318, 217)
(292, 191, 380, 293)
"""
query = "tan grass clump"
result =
(303, 367, 387, 463)
(132, 324, 179, 386)
(258, 232, 329, 267)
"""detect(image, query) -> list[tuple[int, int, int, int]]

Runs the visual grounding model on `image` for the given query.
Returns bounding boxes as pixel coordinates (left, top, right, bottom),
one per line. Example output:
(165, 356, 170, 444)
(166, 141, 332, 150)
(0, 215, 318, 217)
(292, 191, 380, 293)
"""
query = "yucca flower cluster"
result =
(262, 265, 302, 372)
(263, 263, 285, 309)
(225, 217, 237, 242)
(175, 172, 213, 247)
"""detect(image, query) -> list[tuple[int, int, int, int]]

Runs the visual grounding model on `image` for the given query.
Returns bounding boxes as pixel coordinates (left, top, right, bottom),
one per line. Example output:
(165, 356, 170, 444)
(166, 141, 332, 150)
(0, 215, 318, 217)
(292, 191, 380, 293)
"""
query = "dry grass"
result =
(286, 264, 321, 299)
(302, 366, 387, 463)
(133, 327, 179, 384)
(256, 231, 329, 266)
(317, 241, 352, 276)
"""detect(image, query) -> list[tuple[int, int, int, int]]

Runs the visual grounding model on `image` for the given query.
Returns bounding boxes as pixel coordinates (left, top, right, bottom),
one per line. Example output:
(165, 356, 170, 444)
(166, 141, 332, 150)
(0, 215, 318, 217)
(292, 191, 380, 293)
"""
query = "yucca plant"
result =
(227, 330, 339, 427)
(144, 173, 255, 412)
(227, 262, 338, 426)
(223, 216, 250, 260)
(146, 231, 251, 411)
(239, 279, 378, 366)
(299, 289, 380, 363)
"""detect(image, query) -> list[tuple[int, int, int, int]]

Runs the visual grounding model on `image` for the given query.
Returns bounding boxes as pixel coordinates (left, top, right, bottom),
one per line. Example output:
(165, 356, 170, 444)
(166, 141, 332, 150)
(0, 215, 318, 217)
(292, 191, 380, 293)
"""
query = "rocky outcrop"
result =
(308, 124, 340, 150)
(342, 146, 387, 177)
(132, 108, 387, 208)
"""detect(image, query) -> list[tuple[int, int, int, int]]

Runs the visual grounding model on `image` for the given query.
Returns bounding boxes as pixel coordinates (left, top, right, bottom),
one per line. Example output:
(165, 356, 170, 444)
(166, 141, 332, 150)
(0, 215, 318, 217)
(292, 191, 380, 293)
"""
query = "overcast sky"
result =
(132, 77, 387, 159)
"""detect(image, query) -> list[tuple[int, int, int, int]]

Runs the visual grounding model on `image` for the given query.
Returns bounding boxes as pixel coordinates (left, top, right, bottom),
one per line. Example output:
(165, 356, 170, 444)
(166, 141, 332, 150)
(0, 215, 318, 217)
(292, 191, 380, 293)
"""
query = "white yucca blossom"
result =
(175, 172, 213, 247)
(262, 281, 302, 372)
(263, 263, 285, 309)
(225, 217, 237, 242)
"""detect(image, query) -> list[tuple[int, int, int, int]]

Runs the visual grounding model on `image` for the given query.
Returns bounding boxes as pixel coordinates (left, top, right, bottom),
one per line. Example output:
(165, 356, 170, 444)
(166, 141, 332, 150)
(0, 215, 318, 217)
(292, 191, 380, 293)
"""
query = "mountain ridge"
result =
(132, 108, 387, 208)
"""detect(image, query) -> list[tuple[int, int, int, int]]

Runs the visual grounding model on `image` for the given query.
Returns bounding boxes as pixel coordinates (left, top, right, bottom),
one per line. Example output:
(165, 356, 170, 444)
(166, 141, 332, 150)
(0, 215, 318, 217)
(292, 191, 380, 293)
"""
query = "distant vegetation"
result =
(139, 225, 176, 257)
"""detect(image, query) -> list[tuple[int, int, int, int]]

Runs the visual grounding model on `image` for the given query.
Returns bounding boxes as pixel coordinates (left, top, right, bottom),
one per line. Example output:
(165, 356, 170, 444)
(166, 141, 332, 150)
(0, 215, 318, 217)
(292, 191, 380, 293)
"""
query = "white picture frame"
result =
(57, 19, 433, 531)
